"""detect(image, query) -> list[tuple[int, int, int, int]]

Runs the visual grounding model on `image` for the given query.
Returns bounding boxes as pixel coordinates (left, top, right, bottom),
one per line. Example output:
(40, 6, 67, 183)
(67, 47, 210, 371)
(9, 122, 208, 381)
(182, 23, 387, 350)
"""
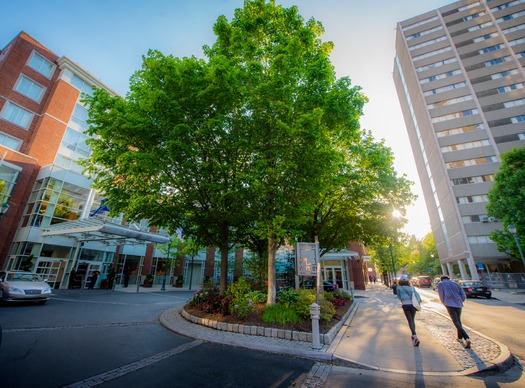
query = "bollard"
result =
(310, 302, 322, 349)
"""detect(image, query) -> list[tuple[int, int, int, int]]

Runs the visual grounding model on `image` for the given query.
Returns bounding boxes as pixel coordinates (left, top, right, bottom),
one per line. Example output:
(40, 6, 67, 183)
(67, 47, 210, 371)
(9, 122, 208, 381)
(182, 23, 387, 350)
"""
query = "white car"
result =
(0, 271, 52, 304)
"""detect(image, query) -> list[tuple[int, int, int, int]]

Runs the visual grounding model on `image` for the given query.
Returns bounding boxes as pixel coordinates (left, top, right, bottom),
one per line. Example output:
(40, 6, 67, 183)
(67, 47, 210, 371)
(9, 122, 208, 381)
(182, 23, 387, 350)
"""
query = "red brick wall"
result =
(0, 148, 40, 267)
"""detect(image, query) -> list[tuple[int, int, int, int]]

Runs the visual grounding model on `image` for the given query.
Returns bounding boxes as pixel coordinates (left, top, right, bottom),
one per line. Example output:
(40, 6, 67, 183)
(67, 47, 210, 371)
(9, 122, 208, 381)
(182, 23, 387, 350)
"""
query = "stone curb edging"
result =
(180, 299, 357, 345)
(430, 309, 514, 375)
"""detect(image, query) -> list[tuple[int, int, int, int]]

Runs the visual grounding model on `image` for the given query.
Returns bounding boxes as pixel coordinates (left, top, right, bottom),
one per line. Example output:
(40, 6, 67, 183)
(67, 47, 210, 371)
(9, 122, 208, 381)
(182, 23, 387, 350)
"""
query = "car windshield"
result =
(462, 281, 483, 287)
(7, 273, 43, 282)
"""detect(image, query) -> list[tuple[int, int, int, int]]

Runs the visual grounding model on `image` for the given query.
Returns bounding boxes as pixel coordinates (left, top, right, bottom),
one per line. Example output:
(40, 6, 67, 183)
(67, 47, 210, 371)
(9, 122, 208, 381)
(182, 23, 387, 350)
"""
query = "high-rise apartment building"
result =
(394, 0, 525, 280)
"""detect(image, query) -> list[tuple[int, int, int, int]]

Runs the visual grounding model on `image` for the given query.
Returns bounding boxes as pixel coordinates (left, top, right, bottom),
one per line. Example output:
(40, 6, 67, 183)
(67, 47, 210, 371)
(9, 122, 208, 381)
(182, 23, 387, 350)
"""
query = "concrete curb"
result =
(159, 293, 513, 376)
(431, 310, 514, 376)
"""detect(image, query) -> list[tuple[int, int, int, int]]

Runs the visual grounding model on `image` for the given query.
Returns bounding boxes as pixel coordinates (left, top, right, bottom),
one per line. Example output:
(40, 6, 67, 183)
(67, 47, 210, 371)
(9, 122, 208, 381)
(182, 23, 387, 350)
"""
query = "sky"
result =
(1, 0, 455, 239)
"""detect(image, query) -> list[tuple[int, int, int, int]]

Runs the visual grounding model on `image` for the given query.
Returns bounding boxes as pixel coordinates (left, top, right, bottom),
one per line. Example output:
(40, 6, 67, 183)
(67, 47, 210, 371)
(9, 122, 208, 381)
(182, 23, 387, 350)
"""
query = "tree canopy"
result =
(487, 147, 525, 260)
(82, 0, 414, 300)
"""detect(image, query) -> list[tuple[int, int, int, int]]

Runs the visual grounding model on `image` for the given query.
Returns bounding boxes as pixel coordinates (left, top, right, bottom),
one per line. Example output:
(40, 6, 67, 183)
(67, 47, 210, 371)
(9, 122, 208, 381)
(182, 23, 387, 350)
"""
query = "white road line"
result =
(64, 340, 202, 387)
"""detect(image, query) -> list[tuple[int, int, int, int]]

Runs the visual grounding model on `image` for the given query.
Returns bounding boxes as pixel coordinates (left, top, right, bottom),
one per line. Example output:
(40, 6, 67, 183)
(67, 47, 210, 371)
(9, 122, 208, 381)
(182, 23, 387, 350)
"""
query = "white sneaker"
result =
(412, 336, 420, 346)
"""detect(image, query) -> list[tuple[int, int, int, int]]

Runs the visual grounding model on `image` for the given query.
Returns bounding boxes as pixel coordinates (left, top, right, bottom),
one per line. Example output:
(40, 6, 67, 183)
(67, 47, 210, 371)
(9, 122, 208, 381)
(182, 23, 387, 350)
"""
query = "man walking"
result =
(437, 275, 471, 348)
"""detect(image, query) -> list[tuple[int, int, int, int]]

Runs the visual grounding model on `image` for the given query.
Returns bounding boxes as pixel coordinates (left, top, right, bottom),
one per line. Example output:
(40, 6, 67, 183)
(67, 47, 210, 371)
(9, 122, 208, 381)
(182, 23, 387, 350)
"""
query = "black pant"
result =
(445, 306, 469, 340)
(402, 304, 417, 336)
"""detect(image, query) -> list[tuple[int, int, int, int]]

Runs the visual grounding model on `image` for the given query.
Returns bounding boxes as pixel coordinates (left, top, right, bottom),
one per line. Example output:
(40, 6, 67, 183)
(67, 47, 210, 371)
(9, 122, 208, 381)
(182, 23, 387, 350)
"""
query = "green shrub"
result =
(230, 296, 254, 320)
(323, 291, 335, 302)
(335, 289, 352, 300)
(262, 303, 301, 326)
(245, 290, 267, 304)
(276, 288, 299, 307)
(226, 277, 252, 300)
(292, 289, 335, 322)
(293, 289, 315, 319)
(319, 295, 336, 322)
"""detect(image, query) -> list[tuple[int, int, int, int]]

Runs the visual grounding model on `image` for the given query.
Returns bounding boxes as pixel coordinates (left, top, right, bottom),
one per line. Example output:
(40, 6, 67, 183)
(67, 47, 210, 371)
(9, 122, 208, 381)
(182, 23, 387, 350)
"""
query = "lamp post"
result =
(0, 202, 9, 221)
(508, 225, 525, 268)
(161, 239, 172, 291)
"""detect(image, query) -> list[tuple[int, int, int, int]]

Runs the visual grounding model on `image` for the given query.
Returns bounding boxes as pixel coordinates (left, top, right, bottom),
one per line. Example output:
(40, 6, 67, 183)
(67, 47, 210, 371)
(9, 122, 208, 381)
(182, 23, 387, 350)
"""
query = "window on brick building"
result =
(15, 75, 46, 103)
(0, 101, 33, 129)
(0, 132, 22, 151)
(27, 51, 55, 79)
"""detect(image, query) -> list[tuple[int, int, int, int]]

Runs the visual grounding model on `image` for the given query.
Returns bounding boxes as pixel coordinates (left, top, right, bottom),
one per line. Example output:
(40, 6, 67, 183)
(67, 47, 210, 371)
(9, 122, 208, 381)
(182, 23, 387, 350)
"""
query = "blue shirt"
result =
(438, 279, 466, 308)
(396, 285, 421, 305)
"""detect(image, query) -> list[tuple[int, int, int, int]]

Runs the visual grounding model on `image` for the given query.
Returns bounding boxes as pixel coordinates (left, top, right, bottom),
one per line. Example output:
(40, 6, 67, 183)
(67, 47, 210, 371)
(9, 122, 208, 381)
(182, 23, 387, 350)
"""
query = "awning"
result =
(41, 218, 170, 245)
(322, 249, 360, 260)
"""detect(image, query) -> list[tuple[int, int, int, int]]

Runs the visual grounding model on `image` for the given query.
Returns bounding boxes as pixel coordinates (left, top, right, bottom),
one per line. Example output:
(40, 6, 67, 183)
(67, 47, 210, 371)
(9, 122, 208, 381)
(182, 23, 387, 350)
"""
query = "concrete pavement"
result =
(116, 282, 521, 377)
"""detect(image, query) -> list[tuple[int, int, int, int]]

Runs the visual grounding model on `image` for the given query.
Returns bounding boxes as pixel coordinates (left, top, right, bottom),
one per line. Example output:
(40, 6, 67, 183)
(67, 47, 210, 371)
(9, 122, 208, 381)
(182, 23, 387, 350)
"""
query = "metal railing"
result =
(481, 272, 525, 290)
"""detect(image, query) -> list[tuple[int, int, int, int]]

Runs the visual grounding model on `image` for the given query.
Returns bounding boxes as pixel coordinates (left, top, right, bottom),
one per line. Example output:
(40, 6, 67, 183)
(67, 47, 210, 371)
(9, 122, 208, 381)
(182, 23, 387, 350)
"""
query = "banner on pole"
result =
(296, 242, 319, 276)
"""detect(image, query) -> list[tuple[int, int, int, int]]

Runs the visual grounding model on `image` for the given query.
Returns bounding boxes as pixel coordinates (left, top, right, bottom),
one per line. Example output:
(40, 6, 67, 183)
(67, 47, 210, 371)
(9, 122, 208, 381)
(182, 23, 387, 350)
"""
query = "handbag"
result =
(411, 287, 421, 311)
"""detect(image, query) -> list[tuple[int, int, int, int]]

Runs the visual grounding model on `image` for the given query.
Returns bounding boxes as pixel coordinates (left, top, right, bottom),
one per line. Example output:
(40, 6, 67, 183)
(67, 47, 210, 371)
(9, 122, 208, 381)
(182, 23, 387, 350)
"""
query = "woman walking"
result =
(396, 275, 422, 346)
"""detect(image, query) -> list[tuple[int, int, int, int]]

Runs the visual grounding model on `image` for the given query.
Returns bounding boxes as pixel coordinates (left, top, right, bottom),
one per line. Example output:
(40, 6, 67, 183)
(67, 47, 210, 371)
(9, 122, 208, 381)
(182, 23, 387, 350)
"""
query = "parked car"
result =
(300, 279, 338, 292)
(414, 276, 432, 288)
(431, 277, 441, 291)
(458, 280, 492, 299)
(0, 271, 52, 304)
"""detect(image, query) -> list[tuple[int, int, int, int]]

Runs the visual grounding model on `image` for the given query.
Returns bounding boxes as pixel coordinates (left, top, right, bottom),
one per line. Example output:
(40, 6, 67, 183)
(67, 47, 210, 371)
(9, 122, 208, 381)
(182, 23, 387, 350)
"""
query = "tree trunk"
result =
(266, 232, 277, 305)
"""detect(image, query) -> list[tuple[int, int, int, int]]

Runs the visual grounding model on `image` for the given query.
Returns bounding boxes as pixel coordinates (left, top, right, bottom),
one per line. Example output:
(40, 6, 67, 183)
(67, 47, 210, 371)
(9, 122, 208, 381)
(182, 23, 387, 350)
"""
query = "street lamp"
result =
(0, 202, 9, 221)
(508, 225, 525, 268)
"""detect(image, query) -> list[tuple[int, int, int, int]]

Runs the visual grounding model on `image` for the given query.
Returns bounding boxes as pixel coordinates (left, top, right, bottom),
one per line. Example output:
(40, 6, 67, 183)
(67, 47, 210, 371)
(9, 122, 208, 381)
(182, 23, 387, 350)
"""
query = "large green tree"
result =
(487, 147, 525, 261)
(82, 0, 412, 301)
(83, 51, 253, 295)
(205, 0, 370, 303)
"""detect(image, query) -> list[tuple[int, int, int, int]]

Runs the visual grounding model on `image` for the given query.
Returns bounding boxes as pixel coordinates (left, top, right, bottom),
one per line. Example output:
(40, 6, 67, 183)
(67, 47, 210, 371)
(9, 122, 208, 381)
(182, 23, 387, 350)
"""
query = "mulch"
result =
(183, 299, 352, 334)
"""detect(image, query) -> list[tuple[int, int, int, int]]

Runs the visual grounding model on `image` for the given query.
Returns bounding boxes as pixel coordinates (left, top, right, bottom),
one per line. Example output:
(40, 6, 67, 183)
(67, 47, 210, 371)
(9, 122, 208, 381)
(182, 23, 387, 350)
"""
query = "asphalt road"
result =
(0, 289, 312, 387)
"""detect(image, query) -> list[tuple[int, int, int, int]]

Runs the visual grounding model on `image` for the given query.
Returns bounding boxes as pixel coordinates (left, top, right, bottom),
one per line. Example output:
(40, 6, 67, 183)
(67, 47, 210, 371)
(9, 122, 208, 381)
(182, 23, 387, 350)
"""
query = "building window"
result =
(484, 56, 511, 67)
(62, 127, 90, 157)
(441, 139, 490, 152)
(423, 81, 466, 96)
(412, 46, 452, 61)
(491, 69, 519, 79)
(467, 21, 493, 33)
(22, 177, 90, 228)
(402, 16, 439, 31)
(480, 44, 502, 54)
(0, 101, 33, 129)
(496, 10, 525, 23)
(14, 75, 45, 103)
(71, 74, 94, 96)
(420, 69, 462, 84)
(436, 123, 484, 137)
(446, 156, 497, 169)
(432, 109, 478, 123)
(473, 33, 499, 42)
(494, 133, 525, 143)
(467, 236, 493, 244)
(27, 51, 55, 79)
(0, 132, 22, 151)
(71, 104, 89, 128)
(428, 95, 473, 109)
(502, 23, 525, 35)
(409, 36, 447, 51)
(497, 83, 524, 93)
(457, 194, 489, 204)
(511, 115, 525, 123)
(55, 154, 84, 175)
(0, 162, 20, 204)
(452, 175, 494, 185)
(416, 57, 457, 72)
(491, 0, 525, 12)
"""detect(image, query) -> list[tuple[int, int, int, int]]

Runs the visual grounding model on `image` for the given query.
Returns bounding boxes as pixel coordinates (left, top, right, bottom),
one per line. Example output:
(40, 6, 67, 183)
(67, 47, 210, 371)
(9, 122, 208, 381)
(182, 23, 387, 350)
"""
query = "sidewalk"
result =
(155, 282, 518, 377)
